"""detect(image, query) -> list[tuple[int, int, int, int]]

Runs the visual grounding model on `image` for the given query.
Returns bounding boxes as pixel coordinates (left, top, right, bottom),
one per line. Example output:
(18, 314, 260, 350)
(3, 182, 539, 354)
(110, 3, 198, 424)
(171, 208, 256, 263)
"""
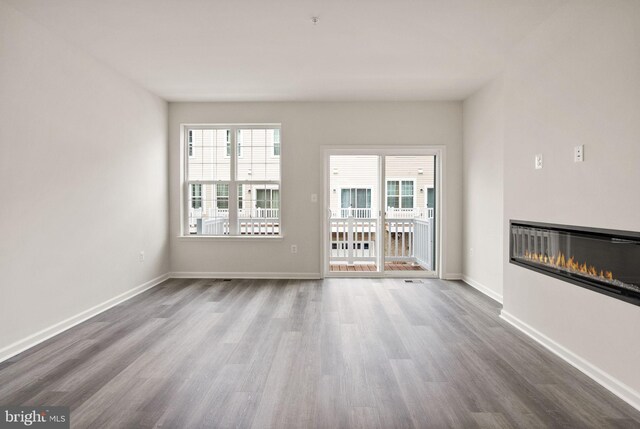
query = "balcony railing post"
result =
(347, 215, 354, 265)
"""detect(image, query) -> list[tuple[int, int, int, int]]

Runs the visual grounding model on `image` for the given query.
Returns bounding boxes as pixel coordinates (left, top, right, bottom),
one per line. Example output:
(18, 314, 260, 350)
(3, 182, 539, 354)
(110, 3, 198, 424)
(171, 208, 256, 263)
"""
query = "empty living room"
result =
(1, 0, 639, 428)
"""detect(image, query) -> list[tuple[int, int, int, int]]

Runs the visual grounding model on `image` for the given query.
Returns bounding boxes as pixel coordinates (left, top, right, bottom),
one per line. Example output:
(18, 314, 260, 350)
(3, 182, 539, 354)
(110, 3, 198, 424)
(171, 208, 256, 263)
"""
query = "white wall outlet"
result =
(574, 145, 584, 162)
(291, 244, 298, 254)
(311, 193, 318, 203)
(535, 154, 543, 170)
(139, 251, 145, 262)
(470, 247, 474, 256)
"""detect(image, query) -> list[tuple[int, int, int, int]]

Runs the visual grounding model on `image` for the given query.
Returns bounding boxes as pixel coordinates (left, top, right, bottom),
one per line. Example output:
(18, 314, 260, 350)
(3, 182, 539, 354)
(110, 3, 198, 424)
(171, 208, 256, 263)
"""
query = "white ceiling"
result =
(4, 0, 563, 101)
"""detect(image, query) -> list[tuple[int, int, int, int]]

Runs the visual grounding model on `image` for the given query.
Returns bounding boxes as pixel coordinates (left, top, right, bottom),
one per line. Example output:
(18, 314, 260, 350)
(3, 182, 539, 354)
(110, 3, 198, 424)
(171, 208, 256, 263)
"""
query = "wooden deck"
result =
(330, 262, 426, 272)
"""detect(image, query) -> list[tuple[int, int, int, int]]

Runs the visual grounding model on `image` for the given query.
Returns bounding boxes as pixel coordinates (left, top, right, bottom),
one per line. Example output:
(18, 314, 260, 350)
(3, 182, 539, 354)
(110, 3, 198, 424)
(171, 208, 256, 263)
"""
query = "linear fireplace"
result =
(510, 220, 640, 306)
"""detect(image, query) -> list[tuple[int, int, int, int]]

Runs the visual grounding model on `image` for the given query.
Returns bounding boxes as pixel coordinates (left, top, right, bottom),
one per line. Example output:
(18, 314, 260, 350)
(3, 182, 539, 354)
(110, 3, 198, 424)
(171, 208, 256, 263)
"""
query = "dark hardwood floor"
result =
(1, 278, 639, 428)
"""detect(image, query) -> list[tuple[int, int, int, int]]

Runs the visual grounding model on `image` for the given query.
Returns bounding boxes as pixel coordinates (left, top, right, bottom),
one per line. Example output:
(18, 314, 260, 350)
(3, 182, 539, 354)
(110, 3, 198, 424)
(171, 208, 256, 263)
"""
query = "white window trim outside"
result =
(188, 130, 194, 158)
(225, 139, 244, 158)
(270, 129, 281, 158)
(339, 187, 373, 218)
(191, 183, 202, 209)
(212, 183, 243, 211)
(386, 178, 416, 209)
(180, 123, 282, 239)
(255, 187, 280, 209)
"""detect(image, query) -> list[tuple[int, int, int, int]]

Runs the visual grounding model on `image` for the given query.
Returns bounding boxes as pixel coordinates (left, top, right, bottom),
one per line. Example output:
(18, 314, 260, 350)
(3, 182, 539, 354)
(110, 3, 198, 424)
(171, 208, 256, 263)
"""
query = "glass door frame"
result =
(322, 146, 445, 278)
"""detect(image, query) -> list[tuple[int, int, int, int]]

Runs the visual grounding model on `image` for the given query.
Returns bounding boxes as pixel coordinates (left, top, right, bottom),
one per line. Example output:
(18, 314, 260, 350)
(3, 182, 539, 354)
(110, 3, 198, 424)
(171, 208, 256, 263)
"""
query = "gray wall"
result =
(462, 78, 504, 302)
(464, 0, 640, 408)
(169, 102, 463, 278)
(0, 2, 170, 356)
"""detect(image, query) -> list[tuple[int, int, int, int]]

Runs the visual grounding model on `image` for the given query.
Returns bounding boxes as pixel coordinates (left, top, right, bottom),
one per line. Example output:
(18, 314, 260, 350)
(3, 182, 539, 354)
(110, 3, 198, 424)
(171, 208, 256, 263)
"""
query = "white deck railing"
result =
(202, 208, 280, 219)
(330, 218, 377, 264)
(330, 207, 434, 220)
(194, 215, 280, 236)
(197, 217, 228, 235)
(190, 207, 281, 235)
(329, 210, 434, 270)
(385, 218, 415, 262)
(194, 208, 434, 267)
(413, 217, 434, 270)
(332, 208, 373, 219)
(238, 218, 279, 235)
(240, 208, 280, 218)
(386, 207, 434, 219)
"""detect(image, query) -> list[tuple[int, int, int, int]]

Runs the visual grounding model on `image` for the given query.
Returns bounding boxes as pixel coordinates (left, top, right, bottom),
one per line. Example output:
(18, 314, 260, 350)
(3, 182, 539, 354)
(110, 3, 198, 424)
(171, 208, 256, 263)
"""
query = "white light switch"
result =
(535, 154, 543, 170)
(574, 145, 584, 162)
(311, 193, 318, 203)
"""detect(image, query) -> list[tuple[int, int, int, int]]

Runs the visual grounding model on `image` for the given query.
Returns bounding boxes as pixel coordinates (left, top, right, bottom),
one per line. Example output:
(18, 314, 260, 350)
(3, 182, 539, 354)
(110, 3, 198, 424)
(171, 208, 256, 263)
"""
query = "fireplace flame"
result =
(524, 250, 613, 281)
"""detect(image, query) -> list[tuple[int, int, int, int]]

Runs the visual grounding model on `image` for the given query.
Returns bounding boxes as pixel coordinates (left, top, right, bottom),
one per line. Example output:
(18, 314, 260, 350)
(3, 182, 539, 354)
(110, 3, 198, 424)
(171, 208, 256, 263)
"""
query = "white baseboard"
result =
(170, 272, 322, 280)
(462, 275, 503, 304)
(0, 273, 170, 364)
(500, 310, 640, 413)
(441, 273, 462, 280)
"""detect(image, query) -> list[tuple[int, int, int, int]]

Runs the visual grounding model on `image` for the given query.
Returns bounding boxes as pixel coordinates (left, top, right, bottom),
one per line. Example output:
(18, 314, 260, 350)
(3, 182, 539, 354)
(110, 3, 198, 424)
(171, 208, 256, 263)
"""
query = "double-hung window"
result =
(226, 130, 242, 158)
(340, 188, 371, 218)
(386, 179, 415, 209)
(212, 184, 243, 210)
(191, 183, 202, 209)
(184, 125, 281, 236)
(273, 129, 281, 156)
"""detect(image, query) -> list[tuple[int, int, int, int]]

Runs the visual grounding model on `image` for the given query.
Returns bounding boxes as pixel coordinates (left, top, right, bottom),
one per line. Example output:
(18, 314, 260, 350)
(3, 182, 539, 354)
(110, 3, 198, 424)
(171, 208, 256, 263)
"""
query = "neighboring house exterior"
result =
(329, 155, 435, 219)
(187, 128, 280, 224)
(188, 131, 433, 223)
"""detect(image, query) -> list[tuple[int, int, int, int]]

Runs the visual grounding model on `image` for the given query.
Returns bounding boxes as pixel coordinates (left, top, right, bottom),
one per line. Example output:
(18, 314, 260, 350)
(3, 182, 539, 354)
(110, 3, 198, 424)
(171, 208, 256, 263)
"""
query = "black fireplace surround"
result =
(510, 220, 640, 306)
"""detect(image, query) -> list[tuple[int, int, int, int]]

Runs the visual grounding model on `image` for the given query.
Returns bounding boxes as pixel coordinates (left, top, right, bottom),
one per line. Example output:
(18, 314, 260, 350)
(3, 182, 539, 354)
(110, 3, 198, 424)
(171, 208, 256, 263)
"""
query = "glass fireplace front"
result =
(510, 220, 640, 306)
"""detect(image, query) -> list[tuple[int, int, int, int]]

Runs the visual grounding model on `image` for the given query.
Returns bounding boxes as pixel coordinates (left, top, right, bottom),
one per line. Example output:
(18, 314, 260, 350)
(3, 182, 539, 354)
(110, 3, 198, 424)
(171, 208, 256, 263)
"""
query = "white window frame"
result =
(181, 124, 282, 238)
(271, 128, 281, 158)
(386, 178, 416, 209)
(188, 130, 194, 158)
(225, 130, 243, 158)
(255, 187, 280, 209)
(191, 183, 202, 209)
(215, 183, 230, 210)
(339, 187, 372, 218)
(212, 183, 242, 211)
(339, 187, 372, 207)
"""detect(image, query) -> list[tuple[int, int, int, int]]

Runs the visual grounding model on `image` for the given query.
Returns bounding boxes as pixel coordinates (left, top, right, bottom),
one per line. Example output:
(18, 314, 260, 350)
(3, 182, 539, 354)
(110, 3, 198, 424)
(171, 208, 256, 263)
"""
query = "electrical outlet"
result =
(311, 193, 318, 203)
(470, 247, 474, 256)
(574, 145, 584, 162)
(535, 154, 543, 170)
(290, 244, 298, 254)
(139, 251, 145, 262)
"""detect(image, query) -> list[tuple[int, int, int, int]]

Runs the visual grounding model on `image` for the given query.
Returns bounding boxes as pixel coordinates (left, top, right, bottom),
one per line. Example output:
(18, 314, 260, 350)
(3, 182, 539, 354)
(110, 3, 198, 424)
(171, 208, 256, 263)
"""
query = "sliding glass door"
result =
(383, 156, 436, 272)
(328, 155, 381, 273)
(325, 149, 439, 277)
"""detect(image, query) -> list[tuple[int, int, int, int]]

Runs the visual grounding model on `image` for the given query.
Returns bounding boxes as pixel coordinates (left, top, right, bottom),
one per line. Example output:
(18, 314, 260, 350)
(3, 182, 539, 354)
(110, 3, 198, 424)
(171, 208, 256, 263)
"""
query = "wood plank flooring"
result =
(1, 278, 639, 428)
